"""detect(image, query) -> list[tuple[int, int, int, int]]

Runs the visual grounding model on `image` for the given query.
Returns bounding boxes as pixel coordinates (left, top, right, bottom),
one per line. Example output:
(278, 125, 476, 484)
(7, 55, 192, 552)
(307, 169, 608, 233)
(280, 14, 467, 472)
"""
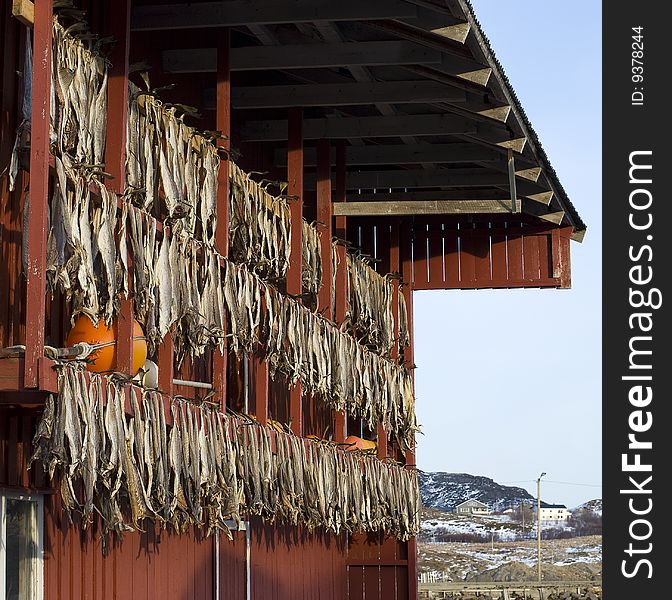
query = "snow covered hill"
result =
(574, 499, 602, 516)
(419, 471, 535, 513)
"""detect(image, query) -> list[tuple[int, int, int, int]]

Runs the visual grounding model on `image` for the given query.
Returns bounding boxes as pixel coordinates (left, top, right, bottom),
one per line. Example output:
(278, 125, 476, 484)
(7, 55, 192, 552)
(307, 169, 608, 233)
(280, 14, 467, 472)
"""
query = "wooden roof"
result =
(130, 0, 586, 240)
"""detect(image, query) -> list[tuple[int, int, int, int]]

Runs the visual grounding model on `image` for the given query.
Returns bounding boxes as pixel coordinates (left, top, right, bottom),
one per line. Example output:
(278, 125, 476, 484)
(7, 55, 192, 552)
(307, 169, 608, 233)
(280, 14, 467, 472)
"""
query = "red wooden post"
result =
(332, 140, 348, 440)
(316, 139, 333, 315)
(254, 359, 269, 425)
(334, 140, 347, 240)
(287, 107, 304, 436)
(23, 0, 53, 388)
(105, 0, 131, 195)
(400, 219, 418, 599)
(214, 29, 231, 412)
(101, 0, 135, 375)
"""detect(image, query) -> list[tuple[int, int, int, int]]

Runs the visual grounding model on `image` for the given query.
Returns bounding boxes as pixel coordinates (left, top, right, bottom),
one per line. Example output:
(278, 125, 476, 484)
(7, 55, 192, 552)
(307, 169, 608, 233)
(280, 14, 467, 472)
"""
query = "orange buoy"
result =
(66, 316, 147, 375)
(343, 435, 377, 452)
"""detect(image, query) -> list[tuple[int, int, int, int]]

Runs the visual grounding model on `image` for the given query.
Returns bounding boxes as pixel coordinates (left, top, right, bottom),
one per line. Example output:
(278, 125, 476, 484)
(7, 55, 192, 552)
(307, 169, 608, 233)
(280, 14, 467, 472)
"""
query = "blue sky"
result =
(414, 1, 602, 508)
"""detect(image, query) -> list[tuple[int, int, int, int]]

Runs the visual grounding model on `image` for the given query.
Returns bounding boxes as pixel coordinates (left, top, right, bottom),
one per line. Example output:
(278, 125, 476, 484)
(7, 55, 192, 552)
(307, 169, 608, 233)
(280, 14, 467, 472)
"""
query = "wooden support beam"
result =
(214, 29, 231, 413)
(254, 359, 269, 425)
(377, 424, 388, 460)
(287, 108, 304, 436)
(132, 0, 418, 31)
(334, 141, 347, 239)
(333, 142, 347, 443)
(275, 142, 502, 168)
(241, 113, 480, 142)
(306, 168, 550, 195)
(11, 0, 34, 27)
(104, 0, 134, 376)
(232, 81, 466, 109)
(105, 0, 131, 194)
(162, 41, 442, 73)
(157, 335, 174, 397)
(333, 199, 520, 216)
(23, 0, 52, 388)
(316, 139, 333, 314)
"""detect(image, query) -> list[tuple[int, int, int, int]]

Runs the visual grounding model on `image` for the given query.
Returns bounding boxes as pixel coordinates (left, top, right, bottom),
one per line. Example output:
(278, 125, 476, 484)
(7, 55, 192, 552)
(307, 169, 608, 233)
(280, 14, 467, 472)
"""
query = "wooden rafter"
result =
(131, 0, 418, 31)
(162, 41, 443, 73)
(231, 80, 467, 109)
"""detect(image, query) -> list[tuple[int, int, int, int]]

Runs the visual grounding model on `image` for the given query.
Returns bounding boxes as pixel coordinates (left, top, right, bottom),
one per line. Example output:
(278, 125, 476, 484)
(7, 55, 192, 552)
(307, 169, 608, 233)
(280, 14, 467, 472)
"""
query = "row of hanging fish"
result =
(125, 82, 219, 244)
(46, 158, 125, 325)
(31, 364, 420, 542)
(345, 253, 396, 357)
(51, 14, 109, 177)
(228, 162, 291, 281)
(123, 211, 416, 446)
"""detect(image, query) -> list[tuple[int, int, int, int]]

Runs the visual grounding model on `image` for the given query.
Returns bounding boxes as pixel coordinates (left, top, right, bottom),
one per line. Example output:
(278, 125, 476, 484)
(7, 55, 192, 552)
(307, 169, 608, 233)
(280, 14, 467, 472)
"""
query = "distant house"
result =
(534, 503, 571, 524)
(455, 499, 490, 516)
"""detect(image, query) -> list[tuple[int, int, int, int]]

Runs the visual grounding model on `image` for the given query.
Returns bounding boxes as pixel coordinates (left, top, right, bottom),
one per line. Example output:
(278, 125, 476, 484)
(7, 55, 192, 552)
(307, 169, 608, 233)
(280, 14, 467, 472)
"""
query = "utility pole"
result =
(537, 472, 546, 583)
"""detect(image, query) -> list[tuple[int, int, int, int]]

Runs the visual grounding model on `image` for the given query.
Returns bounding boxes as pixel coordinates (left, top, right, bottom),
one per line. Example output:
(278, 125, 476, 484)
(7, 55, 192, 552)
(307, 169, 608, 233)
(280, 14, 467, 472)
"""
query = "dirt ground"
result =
(418, 535, 602, 582)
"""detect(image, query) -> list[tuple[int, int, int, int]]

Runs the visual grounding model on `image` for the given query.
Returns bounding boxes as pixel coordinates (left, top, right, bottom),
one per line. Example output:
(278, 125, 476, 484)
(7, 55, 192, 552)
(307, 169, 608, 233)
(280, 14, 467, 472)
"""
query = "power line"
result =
(543, 480, 601, 488)
(499, 479, 601, 488)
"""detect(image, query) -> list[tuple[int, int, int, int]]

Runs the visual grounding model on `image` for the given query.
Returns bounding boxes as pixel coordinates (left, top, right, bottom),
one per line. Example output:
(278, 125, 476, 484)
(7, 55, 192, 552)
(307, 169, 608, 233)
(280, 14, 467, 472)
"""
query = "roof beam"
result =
(274, 143, 503, 167)
(162, 41, 443, 74)
(231, 81, 466, 109)
(131, 0, 418, 31)
(304, 168, 550, 195)
(240, 113, 480, 141)
(332, 197, 563, 222)
(333, 199, 521, 216)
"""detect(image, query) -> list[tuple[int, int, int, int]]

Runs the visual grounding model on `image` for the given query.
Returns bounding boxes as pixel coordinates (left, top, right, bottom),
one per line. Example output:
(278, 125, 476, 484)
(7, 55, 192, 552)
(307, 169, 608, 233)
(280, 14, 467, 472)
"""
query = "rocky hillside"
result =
(574, 499, 602, 516)
(419, 472, 534, 512)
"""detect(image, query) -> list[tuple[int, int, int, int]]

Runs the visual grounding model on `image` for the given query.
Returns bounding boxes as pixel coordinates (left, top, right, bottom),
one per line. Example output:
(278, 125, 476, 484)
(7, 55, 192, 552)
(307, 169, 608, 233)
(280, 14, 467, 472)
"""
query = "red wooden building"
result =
(1, 1, 584, 599)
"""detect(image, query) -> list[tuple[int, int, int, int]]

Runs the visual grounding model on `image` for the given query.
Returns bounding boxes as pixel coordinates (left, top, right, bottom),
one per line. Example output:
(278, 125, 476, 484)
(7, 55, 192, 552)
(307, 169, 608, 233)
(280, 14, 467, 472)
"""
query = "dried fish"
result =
(34, 365, 419, 542)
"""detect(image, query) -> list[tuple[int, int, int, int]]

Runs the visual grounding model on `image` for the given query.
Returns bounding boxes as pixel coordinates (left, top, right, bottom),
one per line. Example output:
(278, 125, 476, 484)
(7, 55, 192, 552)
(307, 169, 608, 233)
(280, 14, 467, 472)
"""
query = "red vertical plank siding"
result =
(412, 225, 429, 288)
(396, 565, 409, 600)
(459, 227, 477, 285)
(428, 226, 444, 286)
(523, 234, 541, 281)
(348, 566, 365, 600)
(23, 0, 53, 388)
(376, 223, 391, 275)
(506, 229, 524, 281)
(287, 108, 304, 436)
(380, 566, 396, 599)
(214, 29, 231, 412)
(490, 233, 508, 284)
(538, 234, 552, 279)
(316, 139, 333, 314)
(473, 228, 492, 284)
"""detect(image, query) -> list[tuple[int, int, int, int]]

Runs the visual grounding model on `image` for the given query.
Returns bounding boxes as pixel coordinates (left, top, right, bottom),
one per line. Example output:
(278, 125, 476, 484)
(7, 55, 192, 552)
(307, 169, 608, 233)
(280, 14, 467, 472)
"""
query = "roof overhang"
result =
(129, 0, 585, 240)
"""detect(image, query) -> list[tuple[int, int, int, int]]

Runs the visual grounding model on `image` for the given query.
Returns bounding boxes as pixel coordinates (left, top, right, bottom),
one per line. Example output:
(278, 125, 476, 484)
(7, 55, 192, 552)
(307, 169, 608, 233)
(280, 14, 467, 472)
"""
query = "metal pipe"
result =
(215, 530, 220, 600)
(246, 521, 251, 600)
(537, 472, 546, 582)
(507, 148, 518, 213)
(172, 378, 213, 390)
